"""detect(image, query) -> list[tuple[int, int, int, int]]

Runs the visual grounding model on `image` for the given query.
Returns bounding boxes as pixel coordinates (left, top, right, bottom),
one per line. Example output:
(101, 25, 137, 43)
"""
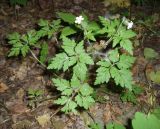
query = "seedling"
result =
(27, 88, 44, 108)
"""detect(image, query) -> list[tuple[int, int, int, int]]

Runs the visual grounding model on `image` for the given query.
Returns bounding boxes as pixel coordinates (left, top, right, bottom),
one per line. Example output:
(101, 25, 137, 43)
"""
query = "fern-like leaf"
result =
(21, 44, 29, 57)
(95, 67, 111, 85)
(95, 60, 111, 85)
(120, 39, 133, 55)
(73, 62, 87, 81)
(117, 54, 135, 69)
(110, 67, 133, 90)
(62, 36, 77, 56)
(48, 37, 94, 80)
(52, 78, 70, 91)
(8, 32, 31, 57)
(37, 19, 61, 39)
(48, 53, 70, 70)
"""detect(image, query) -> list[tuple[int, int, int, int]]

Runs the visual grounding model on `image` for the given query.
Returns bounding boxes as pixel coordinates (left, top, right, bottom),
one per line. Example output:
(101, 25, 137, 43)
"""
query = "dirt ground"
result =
(0, 0, 160, 129)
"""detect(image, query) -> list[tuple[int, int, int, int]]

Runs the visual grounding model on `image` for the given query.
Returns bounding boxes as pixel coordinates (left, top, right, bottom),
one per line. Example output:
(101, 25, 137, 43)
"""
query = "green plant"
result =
(47, 13, 136, 113)
(95, 50, 135, 90)
(7, 19, 61, 67)
(120, 85, 144, 104)
(8, 12, 137, 114)
(52, 76, 95, 113)
(47, 36, 93, 113)
(27, 88, 44, 108)
(47, 36, 94, 81)
(8, 30, 38, 57)
(37, 19, 61, 39)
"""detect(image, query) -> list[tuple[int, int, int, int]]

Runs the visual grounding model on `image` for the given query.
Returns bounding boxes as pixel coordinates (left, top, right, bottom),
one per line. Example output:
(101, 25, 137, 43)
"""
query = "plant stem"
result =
(29, 49, 46, 68)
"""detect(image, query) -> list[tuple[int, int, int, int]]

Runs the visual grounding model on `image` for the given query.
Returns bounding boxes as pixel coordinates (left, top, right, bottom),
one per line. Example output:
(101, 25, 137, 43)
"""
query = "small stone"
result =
(9, 76, 15, 81)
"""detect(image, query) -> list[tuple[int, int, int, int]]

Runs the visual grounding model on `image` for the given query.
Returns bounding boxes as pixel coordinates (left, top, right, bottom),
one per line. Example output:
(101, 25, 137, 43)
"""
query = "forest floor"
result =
(0, 0, 160, 129)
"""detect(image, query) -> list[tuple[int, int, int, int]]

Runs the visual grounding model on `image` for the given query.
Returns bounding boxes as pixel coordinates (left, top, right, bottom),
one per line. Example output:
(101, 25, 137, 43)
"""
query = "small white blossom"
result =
(127, 21, 133, 29)
(122, 17, 134, 29)
(75, 16, 84, 24)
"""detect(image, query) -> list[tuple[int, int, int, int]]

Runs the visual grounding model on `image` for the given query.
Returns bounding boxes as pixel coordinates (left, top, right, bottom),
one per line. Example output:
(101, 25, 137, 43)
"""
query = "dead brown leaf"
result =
(0, 82, 8, 93)
(103, 110, 112, 123)
(6, 100, 29, 114)
(103, 104, 112, 123)
(112, 106, 123, 116)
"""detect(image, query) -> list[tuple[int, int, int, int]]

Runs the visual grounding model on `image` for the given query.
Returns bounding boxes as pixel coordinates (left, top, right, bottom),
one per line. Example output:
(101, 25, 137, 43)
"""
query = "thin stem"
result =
(0, 118, 11, 125)
(50, 107, 62, 118)
(29, 49, 46, 68)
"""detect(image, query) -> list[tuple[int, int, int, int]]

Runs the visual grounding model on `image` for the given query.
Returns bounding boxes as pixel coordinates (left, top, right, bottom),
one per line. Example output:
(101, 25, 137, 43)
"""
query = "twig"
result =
(50, 107, 62, 118)
(0, 118, 11, 125)
(86, 111, 96, 123)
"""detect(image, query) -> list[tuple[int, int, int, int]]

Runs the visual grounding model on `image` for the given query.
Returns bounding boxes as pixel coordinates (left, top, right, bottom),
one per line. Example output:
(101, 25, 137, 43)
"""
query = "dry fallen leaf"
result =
(112, 106, 123, 116)
(6, 100, 29, 114)
(103, 104, 112, 123)
(0, 82, 8, 93)
(103, 110, 112, 123)
(36, 114, 50, 127)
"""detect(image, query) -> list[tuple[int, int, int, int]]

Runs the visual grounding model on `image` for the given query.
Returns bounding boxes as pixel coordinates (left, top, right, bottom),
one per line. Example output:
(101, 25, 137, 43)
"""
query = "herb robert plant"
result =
(8, 12, 137, 114)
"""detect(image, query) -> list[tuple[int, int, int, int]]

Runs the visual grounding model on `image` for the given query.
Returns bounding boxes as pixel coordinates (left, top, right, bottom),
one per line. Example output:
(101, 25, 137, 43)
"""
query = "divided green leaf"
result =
(120, 39, 133, 55)
(48, 37, 93, 80)
(95, 66, 111, 85)
(37, 19, 61, 39)
(53, 77, 95, 113)
(117, 54, 135, 69)
(110, 67, 133, 90)
(95, 53, 134, 90)
(108, 49, 119, 62)
(47, 53, 70, 70)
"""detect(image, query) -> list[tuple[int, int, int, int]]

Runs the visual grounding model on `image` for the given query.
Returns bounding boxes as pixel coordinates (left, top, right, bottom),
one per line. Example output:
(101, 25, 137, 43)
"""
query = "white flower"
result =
(127, 21, 133, 29)
(75, 16, 84, 24)
(122, 17, 133, 29)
